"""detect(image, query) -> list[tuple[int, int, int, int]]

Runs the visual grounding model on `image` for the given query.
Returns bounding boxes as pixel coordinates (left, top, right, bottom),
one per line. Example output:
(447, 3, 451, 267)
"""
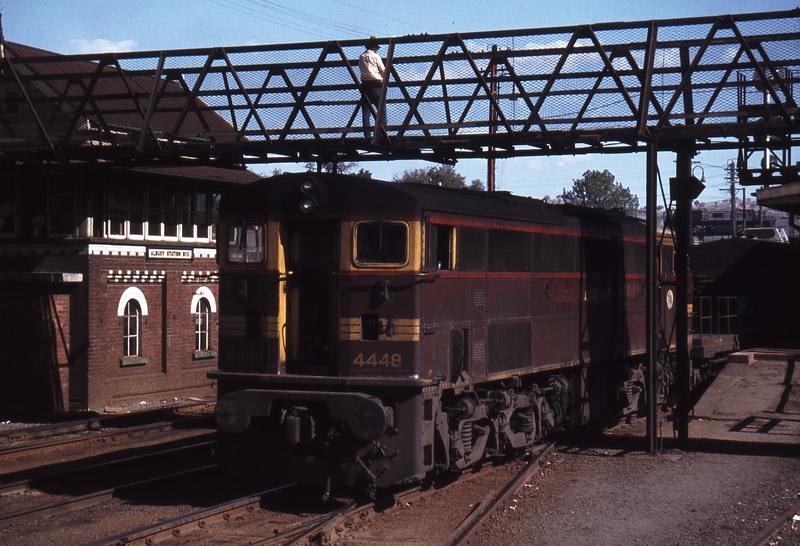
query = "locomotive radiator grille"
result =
(473, 341, 486, 363)
(219, 314, 281, 338)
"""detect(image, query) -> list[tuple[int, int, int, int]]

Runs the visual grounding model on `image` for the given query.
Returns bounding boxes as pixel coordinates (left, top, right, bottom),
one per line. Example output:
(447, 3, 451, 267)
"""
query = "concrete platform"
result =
(690, 349, 800, 444)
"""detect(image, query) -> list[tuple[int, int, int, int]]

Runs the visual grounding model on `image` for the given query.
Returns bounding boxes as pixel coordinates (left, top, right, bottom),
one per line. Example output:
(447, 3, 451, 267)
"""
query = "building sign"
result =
(148, 248, 193, 260)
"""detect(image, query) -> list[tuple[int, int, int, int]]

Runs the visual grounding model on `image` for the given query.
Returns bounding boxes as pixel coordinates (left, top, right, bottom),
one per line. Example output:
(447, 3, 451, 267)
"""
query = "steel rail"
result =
(0, 464, 217, 529)
(440, 443, 555, 546)
(0, 415, 213, 458)
(0, 433, 216, 500)
(0, 402, 211, 446)
(256, 499, 361, 545)
(272, 446, 555, 546)
(743, 496, 800, 546)
(0, 402, 210, 444)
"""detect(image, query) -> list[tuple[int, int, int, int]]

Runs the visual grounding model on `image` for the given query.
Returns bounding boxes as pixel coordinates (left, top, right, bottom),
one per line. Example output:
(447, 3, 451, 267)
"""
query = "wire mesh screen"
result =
(2, 9, 799, 164)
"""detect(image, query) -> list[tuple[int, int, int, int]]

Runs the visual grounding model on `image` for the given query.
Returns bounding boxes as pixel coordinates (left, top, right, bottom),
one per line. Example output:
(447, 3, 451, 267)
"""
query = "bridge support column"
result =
(672, 148, 705, 445)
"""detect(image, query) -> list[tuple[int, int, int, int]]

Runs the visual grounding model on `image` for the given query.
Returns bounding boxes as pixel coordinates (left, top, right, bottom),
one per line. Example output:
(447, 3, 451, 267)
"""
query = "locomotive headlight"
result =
(300, 179, 315, 194)
(300, 197, 317, 213)
(297, 176, 326, 214)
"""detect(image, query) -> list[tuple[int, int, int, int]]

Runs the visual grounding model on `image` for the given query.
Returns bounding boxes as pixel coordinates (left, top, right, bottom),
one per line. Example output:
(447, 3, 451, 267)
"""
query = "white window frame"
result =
(191, 287, 217, 357)
(118, 287, 149, 363)
(122, 299, 142, 357)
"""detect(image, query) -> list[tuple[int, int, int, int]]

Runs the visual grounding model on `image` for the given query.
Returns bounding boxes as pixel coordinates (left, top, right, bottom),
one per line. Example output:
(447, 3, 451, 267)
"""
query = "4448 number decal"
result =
(352, 353, 402, 367)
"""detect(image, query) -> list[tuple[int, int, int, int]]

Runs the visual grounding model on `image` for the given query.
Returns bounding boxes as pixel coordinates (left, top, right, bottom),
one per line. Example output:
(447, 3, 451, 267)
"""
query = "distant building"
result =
(0, 42, 261, 418)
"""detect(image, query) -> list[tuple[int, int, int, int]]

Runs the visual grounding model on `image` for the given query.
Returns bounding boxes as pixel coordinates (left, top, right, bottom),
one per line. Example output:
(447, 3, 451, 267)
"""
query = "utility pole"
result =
(487, 45, 497, 192)
(741, 187, 746, 231)
(726, 161, 737, 237)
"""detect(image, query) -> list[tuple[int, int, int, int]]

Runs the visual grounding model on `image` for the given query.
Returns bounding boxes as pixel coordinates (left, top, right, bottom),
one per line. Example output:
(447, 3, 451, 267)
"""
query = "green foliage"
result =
(392, 165, 483, 190)
(559, 169, 640, 216)
(304, 161, 361, 175)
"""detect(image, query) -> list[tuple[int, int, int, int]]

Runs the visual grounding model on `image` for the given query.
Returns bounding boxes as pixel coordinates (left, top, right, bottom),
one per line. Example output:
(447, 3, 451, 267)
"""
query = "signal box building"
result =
(0, 42, 260, 418)
(0, 165, 259, 418)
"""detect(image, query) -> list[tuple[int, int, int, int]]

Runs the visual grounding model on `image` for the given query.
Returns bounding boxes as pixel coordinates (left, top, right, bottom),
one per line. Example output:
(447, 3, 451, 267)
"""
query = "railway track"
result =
(440, 444, 554, 546)
(0, 406, 216, 531)
(84, 483, 298, 546)
(272, 445, 555, 546)
(0, 437, 217, 529)
(70, 446, 554, 546)
(0, 415, 213, 463)
(0, 402, 213, 451)
(0, 404, 216, 494)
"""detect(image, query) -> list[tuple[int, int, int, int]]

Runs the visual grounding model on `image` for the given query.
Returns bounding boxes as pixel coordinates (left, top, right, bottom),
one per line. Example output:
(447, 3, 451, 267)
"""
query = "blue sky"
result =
(2, 0, 798, 202)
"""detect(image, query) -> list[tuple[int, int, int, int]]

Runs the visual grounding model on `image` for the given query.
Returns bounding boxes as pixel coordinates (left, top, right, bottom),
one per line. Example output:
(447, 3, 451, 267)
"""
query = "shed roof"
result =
(5, 41, 259, 185)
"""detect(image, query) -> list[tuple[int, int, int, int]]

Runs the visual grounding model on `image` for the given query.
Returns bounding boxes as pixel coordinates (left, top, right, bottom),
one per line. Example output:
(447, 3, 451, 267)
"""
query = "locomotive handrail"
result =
(2, 9, 799, 168)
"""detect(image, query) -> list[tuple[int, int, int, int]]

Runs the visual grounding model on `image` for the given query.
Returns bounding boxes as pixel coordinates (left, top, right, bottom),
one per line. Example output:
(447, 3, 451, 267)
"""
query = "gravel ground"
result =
(472, 444, 800, 546)
(330, 420, 800, 546)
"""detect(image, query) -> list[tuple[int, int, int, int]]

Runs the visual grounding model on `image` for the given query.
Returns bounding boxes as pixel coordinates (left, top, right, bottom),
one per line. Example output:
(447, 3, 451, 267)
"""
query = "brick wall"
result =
(0, 249, 88, 417)
(85, 250, 219, 409)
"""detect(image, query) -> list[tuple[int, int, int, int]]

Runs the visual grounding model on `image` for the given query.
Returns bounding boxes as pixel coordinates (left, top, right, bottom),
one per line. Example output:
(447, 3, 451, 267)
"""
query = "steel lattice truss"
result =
(2, 9, 799, 169)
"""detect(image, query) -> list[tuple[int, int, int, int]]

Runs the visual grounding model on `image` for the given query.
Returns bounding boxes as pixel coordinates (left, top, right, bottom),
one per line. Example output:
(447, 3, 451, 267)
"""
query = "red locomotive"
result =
(211, 172, 679, 489)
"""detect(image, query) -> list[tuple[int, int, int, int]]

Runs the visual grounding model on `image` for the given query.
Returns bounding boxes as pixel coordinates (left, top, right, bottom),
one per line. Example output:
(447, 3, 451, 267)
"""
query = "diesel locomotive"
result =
(210, 172, 680, 489)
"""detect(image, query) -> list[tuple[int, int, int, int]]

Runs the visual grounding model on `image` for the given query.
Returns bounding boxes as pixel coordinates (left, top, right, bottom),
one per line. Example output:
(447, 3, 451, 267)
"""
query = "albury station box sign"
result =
(148, 248, 193, 260)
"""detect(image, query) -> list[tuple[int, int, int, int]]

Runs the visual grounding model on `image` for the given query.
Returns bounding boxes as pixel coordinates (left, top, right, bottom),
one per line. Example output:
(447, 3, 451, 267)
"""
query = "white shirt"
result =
(359, 48, 385, 82)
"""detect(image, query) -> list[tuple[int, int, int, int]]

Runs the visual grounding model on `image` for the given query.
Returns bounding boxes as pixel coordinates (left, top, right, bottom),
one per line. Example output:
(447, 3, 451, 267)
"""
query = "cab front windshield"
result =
(355, 221, 407, 265)
(226, 223, 265, 263)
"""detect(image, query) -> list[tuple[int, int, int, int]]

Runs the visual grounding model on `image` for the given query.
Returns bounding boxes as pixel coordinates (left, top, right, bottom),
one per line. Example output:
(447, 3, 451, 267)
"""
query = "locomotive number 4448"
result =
(352, 353, 402, 367)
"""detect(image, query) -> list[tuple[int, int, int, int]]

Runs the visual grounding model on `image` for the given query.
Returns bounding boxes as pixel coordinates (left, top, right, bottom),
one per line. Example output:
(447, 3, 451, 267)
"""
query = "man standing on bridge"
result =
(359, 36, 386, 139)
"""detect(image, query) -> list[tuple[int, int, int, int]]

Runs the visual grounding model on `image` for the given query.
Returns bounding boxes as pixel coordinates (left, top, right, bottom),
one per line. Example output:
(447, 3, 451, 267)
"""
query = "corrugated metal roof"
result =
(4, 42, 261, 184)
(129, 165, 261, 184)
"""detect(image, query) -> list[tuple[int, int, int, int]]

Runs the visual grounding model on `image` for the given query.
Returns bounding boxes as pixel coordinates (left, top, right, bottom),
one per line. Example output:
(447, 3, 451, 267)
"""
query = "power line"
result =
(250, 0, 372, 36)
(204, 0, 330, 39)
(328, 0, 435, 33)
(203, 0, 374, 41)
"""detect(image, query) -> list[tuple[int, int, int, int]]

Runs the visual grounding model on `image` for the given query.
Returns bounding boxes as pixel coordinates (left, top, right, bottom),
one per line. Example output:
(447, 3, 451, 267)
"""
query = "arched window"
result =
(117, 287, 149, 365)
(195, 298, 211, 351)
(123, 299, 142, 357)
(190, 286, 217, 359)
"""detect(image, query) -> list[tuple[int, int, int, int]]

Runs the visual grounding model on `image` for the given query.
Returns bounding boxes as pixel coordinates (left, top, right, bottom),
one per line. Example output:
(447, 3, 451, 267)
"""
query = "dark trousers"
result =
(361, 82, 385, 138)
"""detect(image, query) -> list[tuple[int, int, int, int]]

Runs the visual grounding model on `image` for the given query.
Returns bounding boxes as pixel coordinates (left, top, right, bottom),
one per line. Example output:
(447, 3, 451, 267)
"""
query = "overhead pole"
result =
(646, 141, 659, 453)
(672, 146, 702, 445)
(640, 18, 660, 454)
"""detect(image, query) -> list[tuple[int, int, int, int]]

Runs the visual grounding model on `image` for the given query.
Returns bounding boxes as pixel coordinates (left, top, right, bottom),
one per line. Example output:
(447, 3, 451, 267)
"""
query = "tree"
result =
(559, 169, 639, 216)
(304, 161, 361, 175)
(392, 165, 483, 190)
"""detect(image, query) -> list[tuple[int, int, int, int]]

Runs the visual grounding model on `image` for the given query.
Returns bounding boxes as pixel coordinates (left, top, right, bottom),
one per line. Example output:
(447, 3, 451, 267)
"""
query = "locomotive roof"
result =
(222, 172, 644, 232)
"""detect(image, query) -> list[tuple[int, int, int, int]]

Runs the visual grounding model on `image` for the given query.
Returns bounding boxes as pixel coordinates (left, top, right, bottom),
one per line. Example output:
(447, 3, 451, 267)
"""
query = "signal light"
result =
(300, 197, 317, 213)
(297, 176, 327, 214)
(300, 179, 315, 194)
